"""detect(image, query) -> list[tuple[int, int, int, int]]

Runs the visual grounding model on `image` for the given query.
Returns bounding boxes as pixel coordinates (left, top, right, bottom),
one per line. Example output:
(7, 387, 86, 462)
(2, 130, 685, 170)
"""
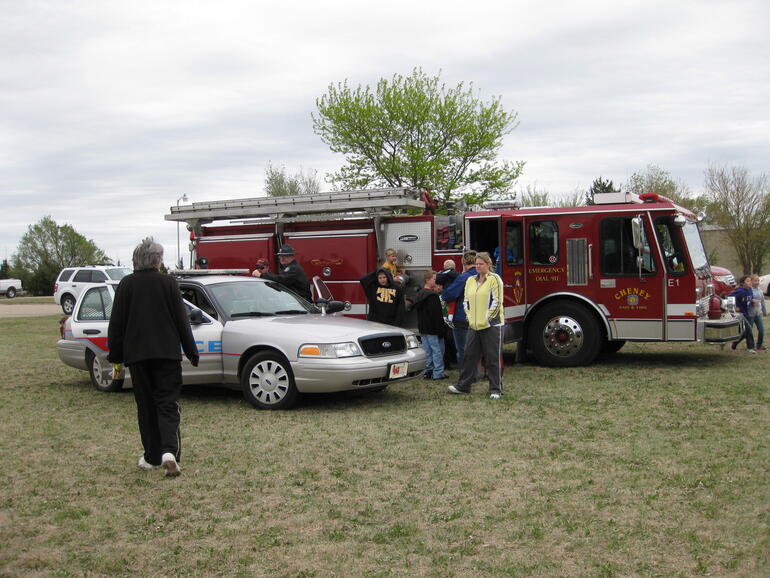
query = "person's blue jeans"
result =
(750, 314, 764, 348)
(735, 315, 756, 350)
(422, 334, 445, 378)
(452, 325, 469, 371)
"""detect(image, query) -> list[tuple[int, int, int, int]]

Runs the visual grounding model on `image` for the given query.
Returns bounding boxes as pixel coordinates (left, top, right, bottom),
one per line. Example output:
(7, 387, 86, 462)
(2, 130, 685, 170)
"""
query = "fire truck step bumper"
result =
(700, 318, 743, 343)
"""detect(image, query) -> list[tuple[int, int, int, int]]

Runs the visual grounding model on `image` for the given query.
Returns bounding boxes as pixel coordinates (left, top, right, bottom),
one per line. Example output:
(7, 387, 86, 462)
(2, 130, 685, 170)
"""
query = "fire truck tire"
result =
(241, 351, 298, 410)
(87, 350, 124, 392)
(528, 302, 602, 367)
(601, 339, 626, 355)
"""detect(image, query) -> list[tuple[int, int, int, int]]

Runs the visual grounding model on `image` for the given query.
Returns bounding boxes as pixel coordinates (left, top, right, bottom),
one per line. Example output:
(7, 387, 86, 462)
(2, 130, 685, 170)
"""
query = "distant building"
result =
(699, 225, 742, 274)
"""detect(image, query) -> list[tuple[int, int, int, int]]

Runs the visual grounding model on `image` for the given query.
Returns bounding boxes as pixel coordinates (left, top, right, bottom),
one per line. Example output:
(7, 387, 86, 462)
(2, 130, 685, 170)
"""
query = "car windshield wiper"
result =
(274, 309, 309, 315)
(230, 311, 274, 318)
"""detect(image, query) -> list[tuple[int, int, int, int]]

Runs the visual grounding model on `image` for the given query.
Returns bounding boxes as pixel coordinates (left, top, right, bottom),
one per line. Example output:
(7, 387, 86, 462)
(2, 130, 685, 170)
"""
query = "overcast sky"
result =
(2, 0, 768, 267)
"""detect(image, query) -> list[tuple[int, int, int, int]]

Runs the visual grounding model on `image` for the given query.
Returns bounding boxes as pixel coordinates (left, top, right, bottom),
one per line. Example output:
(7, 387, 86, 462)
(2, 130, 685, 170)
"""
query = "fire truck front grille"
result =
(358, 334, 407, 357)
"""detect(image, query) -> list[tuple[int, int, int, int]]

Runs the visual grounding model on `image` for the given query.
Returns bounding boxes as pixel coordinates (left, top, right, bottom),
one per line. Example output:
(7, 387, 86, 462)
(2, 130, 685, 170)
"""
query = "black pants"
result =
(455, 325, 504, 395)
(129, 359, 183, 465)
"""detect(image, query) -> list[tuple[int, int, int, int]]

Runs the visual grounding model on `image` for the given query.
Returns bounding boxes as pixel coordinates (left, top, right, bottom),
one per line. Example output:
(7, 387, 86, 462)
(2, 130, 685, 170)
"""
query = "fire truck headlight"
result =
(298, 342, 361, 358)
(406, 334, 421, 349)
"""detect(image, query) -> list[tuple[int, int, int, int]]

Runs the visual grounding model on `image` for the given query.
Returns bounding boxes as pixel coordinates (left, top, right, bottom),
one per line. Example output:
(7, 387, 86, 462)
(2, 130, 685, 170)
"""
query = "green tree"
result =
(704, 165, 770, 274)
(0, 259, 9, 279)
(585, 177, 618, 205)
(313, 68, 524, 208)
(627, 164, 690, 199)
(265, 163, 321, 197)
(12, 216, 110, 295)
(626, 164, 713, 215)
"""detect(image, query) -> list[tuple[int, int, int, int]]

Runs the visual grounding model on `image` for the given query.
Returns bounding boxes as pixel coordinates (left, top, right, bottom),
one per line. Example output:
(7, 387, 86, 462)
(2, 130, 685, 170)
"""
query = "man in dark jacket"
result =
(413, 271, 447, 380)
(108, 238, 199, 477)
(440, 250, 477, 373)
(252, 244, 312, 302)
(359, 267, 406, 326)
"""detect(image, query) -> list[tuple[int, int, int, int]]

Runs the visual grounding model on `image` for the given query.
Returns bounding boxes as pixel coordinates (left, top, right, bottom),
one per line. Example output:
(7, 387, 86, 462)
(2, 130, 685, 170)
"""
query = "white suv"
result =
(54, 265, 132, 314)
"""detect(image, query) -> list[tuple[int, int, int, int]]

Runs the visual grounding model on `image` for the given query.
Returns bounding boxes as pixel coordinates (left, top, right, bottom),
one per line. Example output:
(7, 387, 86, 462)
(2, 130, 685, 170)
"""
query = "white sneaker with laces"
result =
(747, 349, 757, 354)
(489, 393, 501, 400)
(138, 456, 159, 471)
(161, 452, 181, 477)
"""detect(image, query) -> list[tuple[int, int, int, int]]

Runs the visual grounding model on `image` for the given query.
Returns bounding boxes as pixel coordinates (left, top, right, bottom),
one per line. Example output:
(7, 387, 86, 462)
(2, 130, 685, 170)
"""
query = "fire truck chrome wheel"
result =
(87, 350, 124, 392)
(543, 316, 584, 357)
(528, 302, 602, 367)
(241, 351, 298, 410)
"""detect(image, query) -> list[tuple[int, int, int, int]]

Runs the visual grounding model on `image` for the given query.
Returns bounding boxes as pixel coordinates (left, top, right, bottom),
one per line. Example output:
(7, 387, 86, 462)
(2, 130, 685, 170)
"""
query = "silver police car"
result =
(57, 274, 426, 409)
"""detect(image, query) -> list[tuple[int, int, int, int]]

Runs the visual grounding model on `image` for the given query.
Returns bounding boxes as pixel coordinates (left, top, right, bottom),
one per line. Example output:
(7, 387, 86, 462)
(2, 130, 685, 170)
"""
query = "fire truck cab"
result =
(166, 188, 742, 368)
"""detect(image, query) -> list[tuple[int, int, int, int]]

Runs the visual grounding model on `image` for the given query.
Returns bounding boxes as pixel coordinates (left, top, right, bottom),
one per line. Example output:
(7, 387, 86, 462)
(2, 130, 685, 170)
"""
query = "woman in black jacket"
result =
(108, 238, 199, 477)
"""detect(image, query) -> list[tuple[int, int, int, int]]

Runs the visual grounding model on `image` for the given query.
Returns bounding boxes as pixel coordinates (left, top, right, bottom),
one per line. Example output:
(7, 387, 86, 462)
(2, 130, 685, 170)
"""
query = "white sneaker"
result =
(138, 456, 159, 471)
(161, 452, 181, 477)
(448, 385, 470, 394)
(489, 393, 501, 400)
(747, 349, 757, 354)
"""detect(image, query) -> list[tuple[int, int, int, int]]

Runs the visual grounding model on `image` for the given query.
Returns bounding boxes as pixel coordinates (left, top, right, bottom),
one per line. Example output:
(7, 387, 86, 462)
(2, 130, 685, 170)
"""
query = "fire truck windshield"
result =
(681, 221, 709, 272)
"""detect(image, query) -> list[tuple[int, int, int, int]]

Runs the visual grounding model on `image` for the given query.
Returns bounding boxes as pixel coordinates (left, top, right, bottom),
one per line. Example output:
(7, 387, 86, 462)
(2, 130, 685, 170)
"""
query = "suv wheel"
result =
(61, 295, 76, 315)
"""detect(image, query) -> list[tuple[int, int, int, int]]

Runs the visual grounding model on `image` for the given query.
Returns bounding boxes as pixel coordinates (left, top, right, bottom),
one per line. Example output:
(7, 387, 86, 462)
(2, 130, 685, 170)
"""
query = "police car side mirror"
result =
(327, 301, 346, 314)
(189, 308, 205, 325)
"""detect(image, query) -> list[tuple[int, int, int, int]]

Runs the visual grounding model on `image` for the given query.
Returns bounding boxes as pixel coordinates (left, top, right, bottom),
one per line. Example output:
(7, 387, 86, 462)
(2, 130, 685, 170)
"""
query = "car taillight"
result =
(54, 283, 58, 293)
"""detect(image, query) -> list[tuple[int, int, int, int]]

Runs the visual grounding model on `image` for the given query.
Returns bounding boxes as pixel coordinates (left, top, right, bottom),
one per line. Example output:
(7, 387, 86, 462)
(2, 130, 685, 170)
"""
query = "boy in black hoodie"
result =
(413, 270, 447, 380)
(359, 268, 406, 326)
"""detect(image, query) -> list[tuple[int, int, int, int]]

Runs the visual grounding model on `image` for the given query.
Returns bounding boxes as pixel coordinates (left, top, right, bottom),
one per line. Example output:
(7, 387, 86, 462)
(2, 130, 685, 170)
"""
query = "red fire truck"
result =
(166, 187, 741, 367)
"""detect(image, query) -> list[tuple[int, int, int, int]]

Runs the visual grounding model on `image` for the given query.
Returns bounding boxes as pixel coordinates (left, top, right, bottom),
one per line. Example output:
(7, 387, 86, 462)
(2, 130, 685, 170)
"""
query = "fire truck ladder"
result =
(164, 187, 425, 225)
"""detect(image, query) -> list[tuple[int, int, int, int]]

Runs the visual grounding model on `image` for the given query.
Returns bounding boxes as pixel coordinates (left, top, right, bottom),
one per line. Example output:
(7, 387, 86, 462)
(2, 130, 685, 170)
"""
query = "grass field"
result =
(1, 314, 768, 577)
(0, 296, 53, 305)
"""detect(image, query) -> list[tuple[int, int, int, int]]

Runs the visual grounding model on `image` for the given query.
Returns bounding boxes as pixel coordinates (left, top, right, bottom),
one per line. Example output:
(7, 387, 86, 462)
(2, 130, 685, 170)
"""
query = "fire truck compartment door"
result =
(283, 230, 373, 317)
(381, 221, 433, 267)
(197, 233, 275, 272)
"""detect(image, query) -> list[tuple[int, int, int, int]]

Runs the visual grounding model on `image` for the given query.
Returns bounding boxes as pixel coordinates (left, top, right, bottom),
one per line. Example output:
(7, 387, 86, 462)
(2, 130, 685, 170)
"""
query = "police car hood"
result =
(225, 314, 409, 340)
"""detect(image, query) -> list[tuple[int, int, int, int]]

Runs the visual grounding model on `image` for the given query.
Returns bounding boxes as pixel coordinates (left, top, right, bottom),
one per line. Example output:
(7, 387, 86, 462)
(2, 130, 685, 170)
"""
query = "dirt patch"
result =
(0, 303, 63, 318)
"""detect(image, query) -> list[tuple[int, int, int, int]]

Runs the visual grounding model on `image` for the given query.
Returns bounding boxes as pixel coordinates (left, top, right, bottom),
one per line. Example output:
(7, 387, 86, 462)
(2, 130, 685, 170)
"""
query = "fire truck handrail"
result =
(165, 188, 424, 222)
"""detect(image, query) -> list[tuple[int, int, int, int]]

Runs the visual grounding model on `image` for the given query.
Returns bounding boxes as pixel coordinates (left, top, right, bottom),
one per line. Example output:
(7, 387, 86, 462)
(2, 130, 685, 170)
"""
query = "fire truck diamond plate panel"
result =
(383, 222, 433, 267)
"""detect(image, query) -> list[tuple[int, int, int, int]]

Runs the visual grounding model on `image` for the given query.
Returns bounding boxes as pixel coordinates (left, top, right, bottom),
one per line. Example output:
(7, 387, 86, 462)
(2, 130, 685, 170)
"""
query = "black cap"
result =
(276, 244, 296, 256)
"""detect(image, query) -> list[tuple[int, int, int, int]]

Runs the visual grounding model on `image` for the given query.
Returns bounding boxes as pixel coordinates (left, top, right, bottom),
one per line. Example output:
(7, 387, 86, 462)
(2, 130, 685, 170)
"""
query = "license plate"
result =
(387, 362, 408, 380)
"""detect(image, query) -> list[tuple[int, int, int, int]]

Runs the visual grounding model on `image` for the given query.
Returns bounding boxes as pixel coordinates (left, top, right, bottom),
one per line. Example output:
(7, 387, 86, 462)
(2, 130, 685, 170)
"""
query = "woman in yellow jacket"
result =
(448, 252, 505, 399)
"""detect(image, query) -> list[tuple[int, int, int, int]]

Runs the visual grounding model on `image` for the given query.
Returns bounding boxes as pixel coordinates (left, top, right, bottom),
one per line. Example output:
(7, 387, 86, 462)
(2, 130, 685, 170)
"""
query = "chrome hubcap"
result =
(93, 357, 110, 386)
(249, 360, 289, 405)
(542, 315, 584, 357)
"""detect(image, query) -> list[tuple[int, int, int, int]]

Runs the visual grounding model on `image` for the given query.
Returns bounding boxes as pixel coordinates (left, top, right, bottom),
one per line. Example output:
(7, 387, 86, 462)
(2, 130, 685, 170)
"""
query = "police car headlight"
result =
(298, 342, 361, 358)
(406, 334, 421, 349)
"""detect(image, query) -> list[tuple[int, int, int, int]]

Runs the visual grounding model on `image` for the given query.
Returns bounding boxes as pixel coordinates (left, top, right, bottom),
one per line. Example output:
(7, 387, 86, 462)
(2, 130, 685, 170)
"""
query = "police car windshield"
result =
(208, 280, 316, 318)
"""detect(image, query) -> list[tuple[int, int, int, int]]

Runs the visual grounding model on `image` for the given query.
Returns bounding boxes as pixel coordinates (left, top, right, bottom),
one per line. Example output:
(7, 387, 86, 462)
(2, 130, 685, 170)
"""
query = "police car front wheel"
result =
(241, 351, 298, 410)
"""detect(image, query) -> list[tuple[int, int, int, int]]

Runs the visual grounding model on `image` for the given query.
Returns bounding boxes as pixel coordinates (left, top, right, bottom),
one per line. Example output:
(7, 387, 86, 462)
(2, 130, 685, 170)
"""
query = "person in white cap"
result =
(252, 243, 312, 301)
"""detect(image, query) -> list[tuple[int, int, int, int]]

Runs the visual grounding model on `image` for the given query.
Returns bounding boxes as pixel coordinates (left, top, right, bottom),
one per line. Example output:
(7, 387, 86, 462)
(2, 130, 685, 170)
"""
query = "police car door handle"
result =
(83, 329, 101, 335)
